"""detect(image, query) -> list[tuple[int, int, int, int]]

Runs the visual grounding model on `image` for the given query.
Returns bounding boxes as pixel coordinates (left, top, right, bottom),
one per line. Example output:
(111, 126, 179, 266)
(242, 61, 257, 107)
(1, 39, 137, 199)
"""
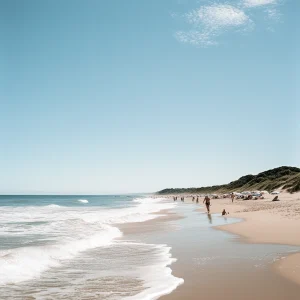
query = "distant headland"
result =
(157, 166, 300, 195)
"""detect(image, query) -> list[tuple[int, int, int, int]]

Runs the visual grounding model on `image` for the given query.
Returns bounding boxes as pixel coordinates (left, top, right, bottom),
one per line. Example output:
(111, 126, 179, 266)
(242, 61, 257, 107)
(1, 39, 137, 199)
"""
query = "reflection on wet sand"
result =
(151, 202, 300, 300)
(207, 213, 212, 224)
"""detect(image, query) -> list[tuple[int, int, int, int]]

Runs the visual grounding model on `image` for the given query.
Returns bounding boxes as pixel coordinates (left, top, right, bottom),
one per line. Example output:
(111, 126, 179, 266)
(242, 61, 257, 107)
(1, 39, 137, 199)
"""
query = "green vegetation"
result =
(157, 166, 300, 195)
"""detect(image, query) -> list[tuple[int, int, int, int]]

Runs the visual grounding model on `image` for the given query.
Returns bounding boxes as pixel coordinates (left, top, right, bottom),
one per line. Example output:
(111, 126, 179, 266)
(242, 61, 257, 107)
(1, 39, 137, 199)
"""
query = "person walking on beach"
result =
(203, 196, 211, 213)
(231, 193, 235, 203)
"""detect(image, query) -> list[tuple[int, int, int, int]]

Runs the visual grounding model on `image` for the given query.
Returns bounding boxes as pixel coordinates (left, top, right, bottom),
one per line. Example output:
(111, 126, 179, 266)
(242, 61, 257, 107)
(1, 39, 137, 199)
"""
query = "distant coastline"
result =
(157, 166, 300, 195)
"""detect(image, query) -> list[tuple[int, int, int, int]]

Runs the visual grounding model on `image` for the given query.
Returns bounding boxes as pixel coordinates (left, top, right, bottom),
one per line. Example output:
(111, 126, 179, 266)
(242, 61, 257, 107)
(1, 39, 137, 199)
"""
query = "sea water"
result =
(0, 195, 183, 299)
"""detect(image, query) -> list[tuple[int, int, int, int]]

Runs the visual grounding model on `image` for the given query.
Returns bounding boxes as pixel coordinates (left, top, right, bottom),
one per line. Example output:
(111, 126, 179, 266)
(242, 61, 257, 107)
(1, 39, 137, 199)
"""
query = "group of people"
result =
(211, 192, 265, 201)
(173, 195, 212, 213)
(171, 194, 230, 216)
(192, 196, 199, 203)
(237, 194, 264, 200)
(173, 196, 185, 202)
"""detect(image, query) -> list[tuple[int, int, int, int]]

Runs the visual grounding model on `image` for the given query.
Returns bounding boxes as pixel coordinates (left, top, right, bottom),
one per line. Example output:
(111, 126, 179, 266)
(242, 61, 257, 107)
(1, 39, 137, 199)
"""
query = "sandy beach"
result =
(206, 191, 300, 286)
(161, 191, 300, 292)
(116, 191, 300, 299)
(1, 193, 299, 299)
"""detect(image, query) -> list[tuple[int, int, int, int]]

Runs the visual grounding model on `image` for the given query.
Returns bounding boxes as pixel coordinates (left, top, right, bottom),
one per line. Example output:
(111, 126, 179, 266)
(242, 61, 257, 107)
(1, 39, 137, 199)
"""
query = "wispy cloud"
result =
(175, 4, 253, 46)
(265, 7, 281, 21)
(243, 0, 277, 8)
(186, 5, 250, 29)
(175, 30, 218, 46)
(174, 0, 283, 47)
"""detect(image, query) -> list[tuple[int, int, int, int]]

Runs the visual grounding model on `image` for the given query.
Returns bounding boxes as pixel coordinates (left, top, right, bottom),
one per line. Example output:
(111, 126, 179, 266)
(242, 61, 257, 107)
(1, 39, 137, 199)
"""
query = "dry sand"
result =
(208, 192, 300, 247)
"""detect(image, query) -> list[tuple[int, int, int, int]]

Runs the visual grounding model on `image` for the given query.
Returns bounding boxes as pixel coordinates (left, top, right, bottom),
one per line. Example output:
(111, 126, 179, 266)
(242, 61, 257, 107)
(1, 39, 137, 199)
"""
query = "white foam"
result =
(0, 197, 177, 286)
(124, 243, 184, 300)
(0, 225, 121, 285)
(45, 204, 61, 208)
(78, 199, 89, 203)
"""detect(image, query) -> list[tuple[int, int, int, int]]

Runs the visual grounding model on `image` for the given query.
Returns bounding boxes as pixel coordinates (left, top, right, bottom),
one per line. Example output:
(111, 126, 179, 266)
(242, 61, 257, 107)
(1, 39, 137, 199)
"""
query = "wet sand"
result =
(118, 209, 183, 235)
(276, 253, 300, 287)
(166, 192, 300, 286)
(202, 192, 300, 286)
(118, 199, 300, 299)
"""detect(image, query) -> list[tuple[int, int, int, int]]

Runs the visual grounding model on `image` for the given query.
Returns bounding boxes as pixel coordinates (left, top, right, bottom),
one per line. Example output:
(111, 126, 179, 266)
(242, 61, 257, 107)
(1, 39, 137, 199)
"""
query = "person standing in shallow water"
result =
(203, 196, 211, 213)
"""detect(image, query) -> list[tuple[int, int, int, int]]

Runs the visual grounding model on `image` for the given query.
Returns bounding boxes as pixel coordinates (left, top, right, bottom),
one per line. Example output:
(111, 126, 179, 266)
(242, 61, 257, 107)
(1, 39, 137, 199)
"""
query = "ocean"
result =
(0, 195, 183, 299)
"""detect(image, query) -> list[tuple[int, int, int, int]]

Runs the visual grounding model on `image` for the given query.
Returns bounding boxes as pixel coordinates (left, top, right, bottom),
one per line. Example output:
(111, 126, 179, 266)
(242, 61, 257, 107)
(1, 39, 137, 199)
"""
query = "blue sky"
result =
(1, 0, 299, 194)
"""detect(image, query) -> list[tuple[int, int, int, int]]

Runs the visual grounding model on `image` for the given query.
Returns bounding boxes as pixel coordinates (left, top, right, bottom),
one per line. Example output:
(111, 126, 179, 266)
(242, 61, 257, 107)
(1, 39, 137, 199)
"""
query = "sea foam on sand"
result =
(124, 243, 184, 300)
(0, 197, 182, 299)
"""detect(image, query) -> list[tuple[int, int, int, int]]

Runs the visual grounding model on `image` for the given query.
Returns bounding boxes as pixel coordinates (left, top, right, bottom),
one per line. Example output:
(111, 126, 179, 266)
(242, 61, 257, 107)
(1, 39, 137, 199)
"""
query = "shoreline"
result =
(213, 199, 300, 287)
(157, 196, 300, 300)
(207, 193, 300, 287)
(116, 208, 185, 300)
(117, 208, 183, 236)
(117, 195, 300, 299)
(163, 192, 300, 288)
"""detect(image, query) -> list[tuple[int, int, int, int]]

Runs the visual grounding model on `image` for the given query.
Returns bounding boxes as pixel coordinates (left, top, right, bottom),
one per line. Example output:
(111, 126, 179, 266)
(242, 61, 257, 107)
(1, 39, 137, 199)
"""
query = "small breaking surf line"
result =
(78, 199, 89, 204)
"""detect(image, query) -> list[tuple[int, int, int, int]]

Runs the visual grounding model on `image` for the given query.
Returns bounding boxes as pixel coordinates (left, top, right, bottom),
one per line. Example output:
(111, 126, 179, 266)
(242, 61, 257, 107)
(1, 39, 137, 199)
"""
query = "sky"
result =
(1, 0, 299, 194)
